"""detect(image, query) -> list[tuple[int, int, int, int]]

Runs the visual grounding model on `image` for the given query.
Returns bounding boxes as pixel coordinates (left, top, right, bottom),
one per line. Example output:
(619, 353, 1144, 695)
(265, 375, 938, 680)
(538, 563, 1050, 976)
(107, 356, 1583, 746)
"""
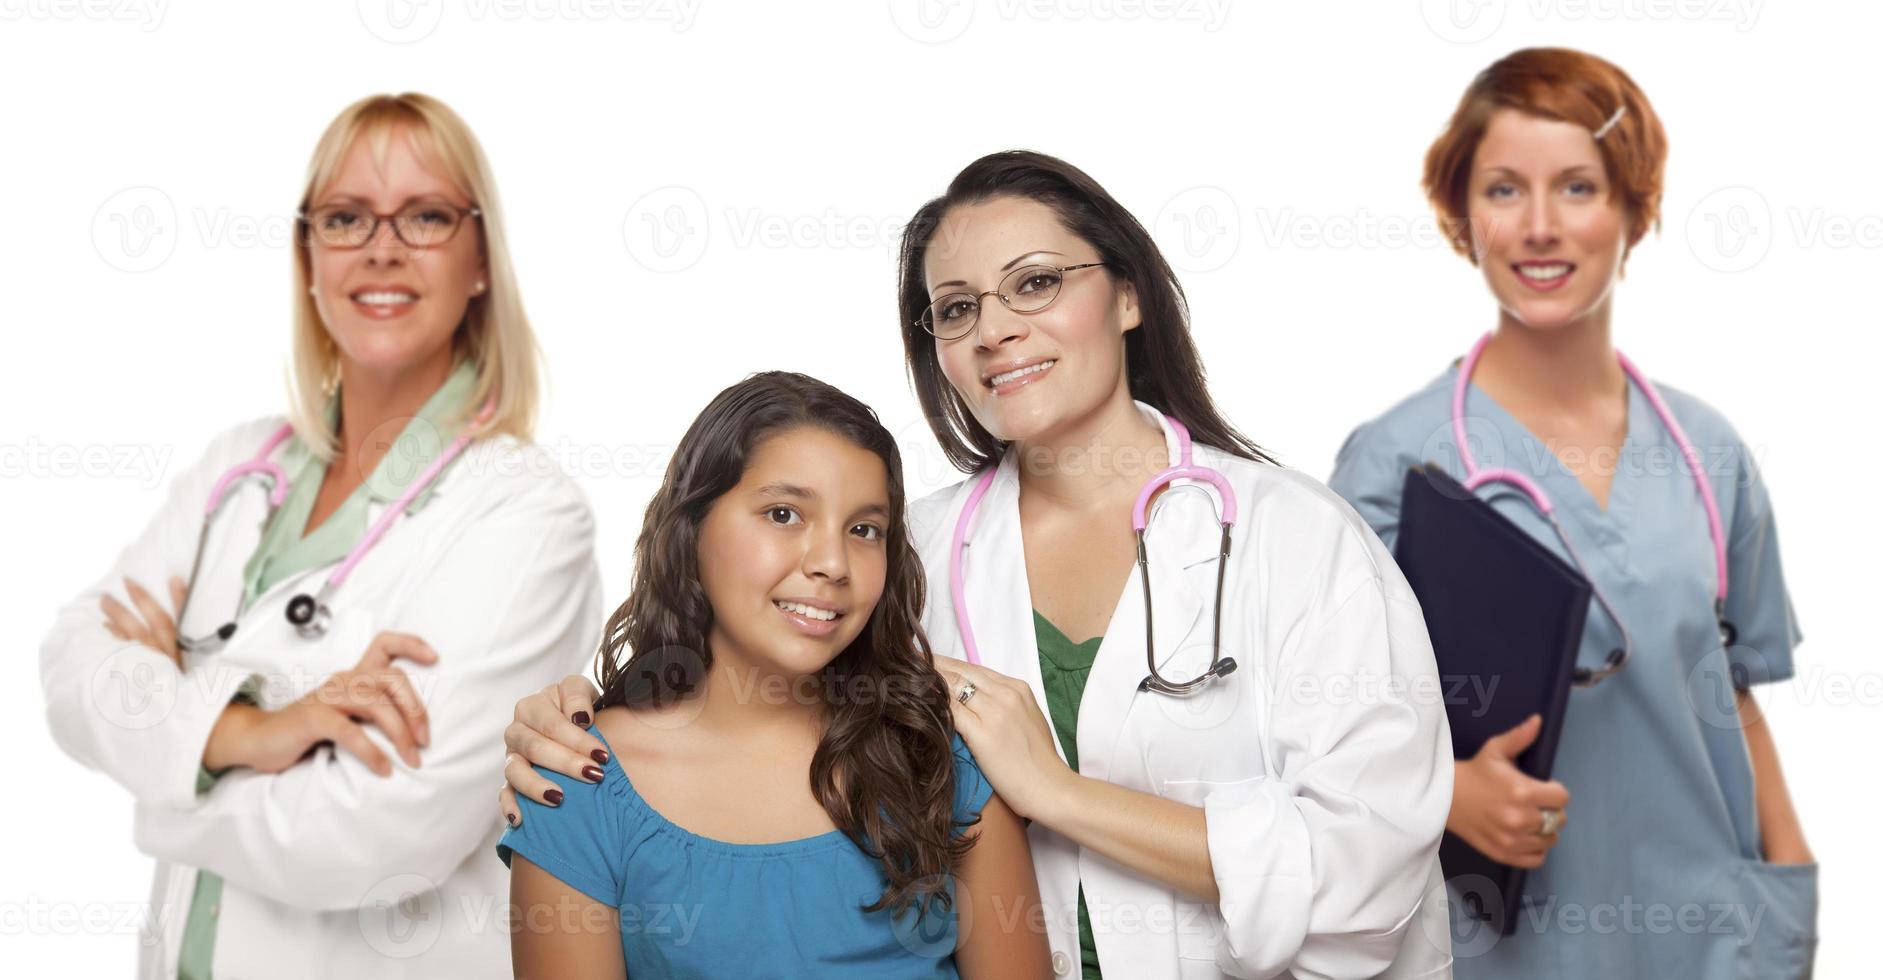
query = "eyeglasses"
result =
(917, 262, 1109, 340)
(299, 200, 482, 249)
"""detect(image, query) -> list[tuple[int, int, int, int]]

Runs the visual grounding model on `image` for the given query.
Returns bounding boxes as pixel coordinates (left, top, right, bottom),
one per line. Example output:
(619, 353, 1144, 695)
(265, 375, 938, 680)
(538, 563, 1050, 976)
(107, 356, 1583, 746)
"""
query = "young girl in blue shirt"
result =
(498, 371, 1050, 979)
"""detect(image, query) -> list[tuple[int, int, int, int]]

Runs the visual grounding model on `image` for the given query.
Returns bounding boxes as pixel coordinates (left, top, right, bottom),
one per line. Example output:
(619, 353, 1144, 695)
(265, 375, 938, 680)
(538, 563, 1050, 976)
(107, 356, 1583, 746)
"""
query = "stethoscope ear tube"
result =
(175, 398, 495, 656)
(949, 412, 1241, 697)
(1454, 333, 1733, 689)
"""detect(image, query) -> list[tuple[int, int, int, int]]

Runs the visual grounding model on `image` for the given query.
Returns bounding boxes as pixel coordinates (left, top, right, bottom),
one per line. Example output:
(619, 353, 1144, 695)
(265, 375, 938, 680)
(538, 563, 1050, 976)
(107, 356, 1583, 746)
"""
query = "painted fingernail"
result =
(506, 812, 519, 828)
(544, 788, 564, 805)
(571, 711, 591, 727)
(582, 766, 604, 782)
(591, 749, 609, 764)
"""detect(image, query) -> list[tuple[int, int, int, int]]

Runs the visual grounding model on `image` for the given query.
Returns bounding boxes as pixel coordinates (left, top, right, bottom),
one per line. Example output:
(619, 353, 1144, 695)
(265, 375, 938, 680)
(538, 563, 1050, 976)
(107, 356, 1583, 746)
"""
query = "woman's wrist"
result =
(1761, 827, 1815, 865)
(1018, 765, 1087, 826)
(201, 701, 261, 772)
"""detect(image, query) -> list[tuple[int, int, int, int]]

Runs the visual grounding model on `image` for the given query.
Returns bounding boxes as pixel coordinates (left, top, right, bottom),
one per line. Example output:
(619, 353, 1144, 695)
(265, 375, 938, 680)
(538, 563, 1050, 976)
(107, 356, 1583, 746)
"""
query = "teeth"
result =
(1516, 264, 1570, 281)
(775, 600, 837, 622)
(353, 291, 417, 305)
(989, 360, 1056, 386)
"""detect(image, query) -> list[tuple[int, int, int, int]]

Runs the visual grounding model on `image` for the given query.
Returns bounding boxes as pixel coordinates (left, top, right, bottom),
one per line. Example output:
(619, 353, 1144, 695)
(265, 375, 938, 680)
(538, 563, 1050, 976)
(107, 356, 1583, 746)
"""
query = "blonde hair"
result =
(289, 93, 541, 458)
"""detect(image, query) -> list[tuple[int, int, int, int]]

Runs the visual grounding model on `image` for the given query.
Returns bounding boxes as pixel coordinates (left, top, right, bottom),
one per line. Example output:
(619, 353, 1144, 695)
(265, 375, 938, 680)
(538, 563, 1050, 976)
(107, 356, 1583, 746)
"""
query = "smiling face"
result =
(695, 425, 891, 681)
(922, 195, 1141, 444)
(1466, 108, 1630, 332)
(303, 126, 486, 380)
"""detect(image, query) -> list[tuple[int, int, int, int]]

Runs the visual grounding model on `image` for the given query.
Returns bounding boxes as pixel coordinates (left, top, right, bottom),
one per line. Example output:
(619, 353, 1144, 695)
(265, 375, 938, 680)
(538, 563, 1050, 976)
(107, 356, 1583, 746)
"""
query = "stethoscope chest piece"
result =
(286, 592, 331, 639)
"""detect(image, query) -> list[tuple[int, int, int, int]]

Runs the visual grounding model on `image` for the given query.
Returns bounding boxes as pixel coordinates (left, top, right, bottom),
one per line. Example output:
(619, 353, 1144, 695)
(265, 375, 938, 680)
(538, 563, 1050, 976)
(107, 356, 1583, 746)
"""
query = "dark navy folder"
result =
(1394, 464, 1590, 937)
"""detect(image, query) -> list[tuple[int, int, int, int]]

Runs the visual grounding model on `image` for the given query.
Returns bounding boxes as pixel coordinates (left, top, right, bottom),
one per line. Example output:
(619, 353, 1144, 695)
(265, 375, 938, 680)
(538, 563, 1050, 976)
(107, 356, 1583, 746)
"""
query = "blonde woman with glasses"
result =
(38, 93, 602, 979)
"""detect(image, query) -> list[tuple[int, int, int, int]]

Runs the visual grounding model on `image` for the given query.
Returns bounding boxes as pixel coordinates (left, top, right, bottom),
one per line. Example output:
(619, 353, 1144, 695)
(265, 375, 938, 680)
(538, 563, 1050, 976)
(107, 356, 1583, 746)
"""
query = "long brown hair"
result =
(896, 149, 1273, 472)
(591, 371, 971, 918)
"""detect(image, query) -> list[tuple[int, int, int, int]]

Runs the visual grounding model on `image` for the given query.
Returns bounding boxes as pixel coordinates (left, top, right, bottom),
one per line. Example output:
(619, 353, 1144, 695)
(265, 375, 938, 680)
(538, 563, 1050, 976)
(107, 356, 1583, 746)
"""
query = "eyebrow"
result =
(309, 193, 465, 210)
(757, 482, 891, 521)
(1477, 164, 1603, 181)
(929, 249, 1067, 294)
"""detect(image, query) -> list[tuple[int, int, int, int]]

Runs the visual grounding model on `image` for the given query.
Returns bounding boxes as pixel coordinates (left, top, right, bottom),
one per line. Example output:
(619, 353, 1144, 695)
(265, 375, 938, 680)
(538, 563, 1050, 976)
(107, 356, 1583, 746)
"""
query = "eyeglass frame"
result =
(296, 200, 484, 250)
(917, 261, 1111, 340)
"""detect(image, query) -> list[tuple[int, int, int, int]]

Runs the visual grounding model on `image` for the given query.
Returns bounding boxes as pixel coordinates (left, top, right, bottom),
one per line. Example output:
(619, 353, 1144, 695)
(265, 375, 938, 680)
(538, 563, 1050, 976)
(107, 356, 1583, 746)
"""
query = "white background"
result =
(3, 0, 1877, 974)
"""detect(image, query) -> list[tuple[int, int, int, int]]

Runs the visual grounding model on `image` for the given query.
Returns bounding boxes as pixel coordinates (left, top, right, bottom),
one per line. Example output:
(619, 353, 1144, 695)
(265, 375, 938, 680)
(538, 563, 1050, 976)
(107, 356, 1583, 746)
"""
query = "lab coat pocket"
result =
(1172, 895, 1226, 972)
(1159, 776, 1256, 971)
(1733, 858, 1818, 979)
(1158, 774, 1265, 808)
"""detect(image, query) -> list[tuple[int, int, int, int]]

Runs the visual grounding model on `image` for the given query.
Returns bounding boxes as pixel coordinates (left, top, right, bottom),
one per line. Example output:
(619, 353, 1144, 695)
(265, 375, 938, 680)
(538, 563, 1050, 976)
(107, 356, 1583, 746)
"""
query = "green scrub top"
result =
(177, 360, 478, 980)
(1034, 610, 1104, 980)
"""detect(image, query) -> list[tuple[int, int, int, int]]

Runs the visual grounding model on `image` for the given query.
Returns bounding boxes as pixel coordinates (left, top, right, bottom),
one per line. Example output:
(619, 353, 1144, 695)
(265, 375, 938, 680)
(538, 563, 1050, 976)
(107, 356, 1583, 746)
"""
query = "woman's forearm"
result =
(1737, 688, 1812, 863)
(1032, 771, 1218, 902)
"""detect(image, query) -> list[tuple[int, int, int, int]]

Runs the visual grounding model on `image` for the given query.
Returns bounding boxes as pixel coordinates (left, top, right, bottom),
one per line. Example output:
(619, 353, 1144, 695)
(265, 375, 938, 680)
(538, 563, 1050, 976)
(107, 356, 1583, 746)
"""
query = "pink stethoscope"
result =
(175, 401, 493, 653)
(947, 412, 1240, 696)
(1452, 332, 1732, 686)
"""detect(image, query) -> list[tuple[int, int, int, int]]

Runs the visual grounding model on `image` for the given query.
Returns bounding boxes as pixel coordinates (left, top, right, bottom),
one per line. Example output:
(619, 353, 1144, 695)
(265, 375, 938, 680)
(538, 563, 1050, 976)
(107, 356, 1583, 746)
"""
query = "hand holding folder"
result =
(1393, 464, 1590, 936)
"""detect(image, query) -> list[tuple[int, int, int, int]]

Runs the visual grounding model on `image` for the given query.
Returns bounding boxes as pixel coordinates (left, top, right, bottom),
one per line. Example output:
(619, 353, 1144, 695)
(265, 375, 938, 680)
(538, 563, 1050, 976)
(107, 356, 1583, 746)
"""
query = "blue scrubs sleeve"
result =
(1328, 421, 1409, 550)
(1721, 440, 1803, 687)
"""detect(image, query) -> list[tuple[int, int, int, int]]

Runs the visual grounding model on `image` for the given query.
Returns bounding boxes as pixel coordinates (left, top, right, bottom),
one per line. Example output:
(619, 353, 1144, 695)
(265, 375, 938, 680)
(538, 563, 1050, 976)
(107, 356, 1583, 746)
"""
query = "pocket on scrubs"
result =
(1732, 858, 1818, 979)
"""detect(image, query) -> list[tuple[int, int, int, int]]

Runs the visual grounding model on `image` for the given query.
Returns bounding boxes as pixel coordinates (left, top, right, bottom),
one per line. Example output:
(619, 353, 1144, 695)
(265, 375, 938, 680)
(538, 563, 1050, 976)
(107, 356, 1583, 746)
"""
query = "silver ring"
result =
(1538, 808, 1564, 837)
(956, 682, 978, 705)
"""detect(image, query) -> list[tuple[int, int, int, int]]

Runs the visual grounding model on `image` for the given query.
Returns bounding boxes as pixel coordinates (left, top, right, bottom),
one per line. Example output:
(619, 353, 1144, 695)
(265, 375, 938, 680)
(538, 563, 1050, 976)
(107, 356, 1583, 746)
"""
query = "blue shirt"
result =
(1328, 363, 1817, 979)
(497, 728, 994, 978)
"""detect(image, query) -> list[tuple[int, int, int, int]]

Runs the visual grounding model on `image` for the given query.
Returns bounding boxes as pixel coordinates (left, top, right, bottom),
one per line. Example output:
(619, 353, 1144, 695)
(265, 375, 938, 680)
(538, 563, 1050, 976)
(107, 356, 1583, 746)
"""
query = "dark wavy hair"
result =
(897, 149, 1274, 472)
(589, 371, 970, 919)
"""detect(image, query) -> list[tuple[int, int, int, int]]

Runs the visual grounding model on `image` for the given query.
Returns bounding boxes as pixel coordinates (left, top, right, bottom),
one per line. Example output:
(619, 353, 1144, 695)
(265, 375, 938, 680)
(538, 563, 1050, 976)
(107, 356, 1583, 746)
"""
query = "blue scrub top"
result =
(1328, 363, 1817, 979)
(498, 729, 993, 978)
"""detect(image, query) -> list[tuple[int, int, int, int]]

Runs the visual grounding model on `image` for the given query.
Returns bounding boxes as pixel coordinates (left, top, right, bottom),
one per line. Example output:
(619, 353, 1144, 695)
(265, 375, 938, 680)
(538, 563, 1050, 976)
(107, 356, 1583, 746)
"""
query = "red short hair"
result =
(1423, 47, 1668, 264)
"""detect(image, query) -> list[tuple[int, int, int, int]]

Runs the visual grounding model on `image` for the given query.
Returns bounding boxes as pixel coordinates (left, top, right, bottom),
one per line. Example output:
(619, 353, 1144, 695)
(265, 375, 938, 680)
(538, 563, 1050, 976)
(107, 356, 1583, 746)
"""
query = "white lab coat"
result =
(39, 415, 604, 979)
(910, 402, 1454, 980)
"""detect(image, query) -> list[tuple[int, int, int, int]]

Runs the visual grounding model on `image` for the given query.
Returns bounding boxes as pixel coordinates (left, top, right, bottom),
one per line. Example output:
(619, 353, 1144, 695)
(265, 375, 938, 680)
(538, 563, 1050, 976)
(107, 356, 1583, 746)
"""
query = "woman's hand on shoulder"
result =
(500, 674, 608, 827)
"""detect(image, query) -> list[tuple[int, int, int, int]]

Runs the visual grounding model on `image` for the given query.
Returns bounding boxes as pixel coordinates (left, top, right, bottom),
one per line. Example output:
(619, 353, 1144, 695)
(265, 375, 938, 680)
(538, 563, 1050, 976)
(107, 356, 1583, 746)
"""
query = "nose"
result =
(801, 523, 851, 586)
(1522, 192, 1560, 249)
(973, 292, 1028, 350)
(364, 218, 407, 266)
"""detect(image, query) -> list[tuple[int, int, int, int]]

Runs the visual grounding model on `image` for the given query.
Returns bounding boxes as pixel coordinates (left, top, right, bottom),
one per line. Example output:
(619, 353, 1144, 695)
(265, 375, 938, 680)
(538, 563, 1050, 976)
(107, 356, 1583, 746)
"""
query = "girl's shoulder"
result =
(947, 732, 995, 831)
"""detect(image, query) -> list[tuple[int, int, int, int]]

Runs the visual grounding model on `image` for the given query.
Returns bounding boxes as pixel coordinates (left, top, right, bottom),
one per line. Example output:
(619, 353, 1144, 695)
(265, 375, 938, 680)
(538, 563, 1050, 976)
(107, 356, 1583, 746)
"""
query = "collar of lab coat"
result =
(312, 357, 481, 512)
(958, 400, 1225, 782)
